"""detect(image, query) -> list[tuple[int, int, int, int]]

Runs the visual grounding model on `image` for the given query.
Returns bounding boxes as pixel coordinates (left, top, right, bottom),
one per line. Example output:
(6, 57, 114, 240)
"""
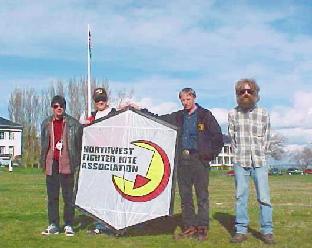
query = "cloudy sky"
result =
(1, 0, 311, 149)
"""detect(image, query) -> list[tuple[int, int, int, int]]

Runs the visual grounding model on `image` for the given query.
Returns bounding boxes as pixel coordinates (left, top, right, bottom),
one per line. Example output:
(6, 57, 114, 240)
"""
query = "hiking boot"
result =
(230, 233, 248, 243)
(41, 223, 59, 235)
(197, 226, 208, 241)
(64, 225, 75, 237)
(262, 233, 275, 245)
(174, 226, 197, 240)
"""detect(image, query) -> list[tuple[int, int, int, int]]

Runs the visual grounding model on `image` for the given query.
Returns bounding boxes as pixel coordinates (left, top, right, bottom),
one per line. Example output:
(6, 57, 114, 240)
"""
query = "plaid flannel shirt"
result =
(228, 106, 270, 167)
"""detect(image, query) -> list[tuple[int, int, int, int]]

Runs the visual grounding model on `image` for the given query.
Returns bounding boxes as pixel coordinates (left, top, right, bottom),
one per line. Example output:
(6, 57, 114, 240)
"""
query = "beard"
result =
(237, 94, 257, 111)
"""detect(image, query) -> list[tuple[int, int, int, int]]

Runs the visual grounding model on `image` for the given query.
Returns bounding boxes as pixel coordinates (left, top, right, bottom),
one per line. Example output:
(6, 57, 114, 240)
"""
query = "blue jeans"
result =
(234, 163, 273, 235)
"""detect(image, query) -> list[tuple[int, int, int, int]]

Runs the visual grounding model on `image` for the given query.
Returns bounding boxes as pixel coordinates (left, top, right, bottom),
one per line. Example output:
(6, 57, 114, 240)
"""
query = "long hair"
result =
(235, 78, 260, 102)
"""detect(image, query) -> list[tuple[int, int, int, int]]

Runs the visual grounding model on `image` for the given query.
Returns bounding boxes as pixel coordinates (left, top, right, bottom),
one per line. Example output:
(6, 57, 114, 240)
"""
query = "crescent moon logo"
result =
(112, 140, 171, 202)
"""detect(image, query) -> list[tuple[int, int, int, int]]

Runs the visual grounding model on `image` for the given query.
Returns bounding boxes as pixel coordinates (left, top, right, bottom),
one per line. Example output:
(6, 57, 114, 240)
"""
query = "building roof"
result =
(0, 117, 23, 130)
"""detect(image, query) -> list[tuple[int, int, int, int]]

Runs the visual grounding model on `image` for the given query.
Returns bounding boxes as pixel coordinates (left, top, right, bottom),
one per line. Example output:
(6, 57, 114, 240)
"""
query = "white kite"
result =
(75, 108, 178, 230)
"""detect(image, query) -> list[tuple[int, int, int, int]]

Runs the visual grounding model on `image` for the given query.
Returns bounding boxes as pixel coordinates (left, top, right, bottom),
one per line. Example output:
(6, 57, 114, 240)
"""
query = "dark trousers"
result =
(177, 154, 209, 227)
(46, 160, 75, 227)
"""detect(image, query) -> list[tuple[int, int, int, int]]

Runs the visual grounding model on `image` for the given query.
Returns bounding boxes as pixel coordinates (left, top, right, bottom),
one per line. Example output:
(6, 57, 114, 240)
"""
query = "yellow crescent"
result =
(112, 140, 170, 202)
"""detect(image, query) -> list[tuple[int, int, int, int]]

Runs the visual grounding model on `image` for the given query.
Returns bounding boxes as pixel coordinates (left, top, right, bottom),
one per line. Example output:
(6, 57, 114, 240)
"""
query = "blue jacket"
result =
(143, 104, 223, 162)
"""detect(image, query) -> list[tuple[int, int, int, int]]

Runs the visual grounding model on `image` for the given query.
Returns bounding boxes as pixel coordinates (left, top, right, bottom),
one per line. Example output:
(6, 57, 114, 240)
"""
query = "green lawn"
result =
(0, 167, 311, 248)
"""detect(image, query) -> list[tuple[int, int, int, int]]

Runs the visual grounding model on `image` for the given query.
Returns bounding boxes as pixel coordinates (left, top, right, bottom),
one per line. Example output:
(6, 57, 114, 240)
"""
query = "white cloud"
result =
(1, 1, 311, 65)
(269, 91, 312, 145)
(271, 91, 312, 129)
(134, 98, 179, 115)
(1, 1, 311, 98)
(276, 127, 312, 145)
(284, 144, 309, 154)
(210, 108, 229, 125)
(0, 0, 311, 150)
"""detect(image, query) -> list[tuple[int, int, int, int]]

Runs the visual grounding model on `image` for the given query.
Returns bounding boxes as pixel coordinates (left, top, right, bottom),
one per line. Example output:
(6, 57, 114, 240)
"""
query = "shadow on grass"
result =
(213, 212, 235, 236)
(125, 214, 182, 237)
(74, 213, 182, 237)
(213, 212, 262, 240)
(74, 214, 95, 231)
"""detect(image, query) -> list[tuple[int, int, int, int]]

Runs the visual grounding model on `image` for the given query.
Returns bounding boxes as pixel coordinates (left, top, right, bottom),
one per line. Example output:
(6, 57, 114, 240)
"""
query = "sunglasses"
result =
(95, 100, 106, 104)
(238, 89, 254, 96)
(53, 104, 64, 109)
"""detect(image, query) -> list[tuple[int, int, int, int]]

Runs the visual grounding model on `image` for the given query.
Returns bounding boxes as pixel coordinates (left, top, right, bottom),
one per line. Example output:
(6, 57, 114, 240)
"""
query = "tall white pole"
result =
(87, 24, 92, 116)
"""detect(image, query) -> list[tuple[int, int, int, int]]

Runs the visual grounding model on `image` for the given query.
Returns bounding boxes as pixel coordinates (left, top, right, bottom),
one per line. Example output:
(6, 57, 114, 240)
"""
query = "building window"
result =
(9, 132, 14, 140)
(0, 132, 4, 139)
(224, 146, 229, 154)
(9, 146, 14, 155)
(224, 156, 229, 165)
(0, 146, 5, 154)
(217, 157, 223, 164)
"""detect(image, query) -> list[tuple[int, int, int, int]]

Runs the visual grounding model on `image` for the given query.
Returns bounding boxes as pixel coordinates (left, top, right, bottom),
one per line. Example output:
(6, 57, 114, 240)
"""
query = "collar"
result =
(51, 113, 67, 122)
(184, 104, 198, 115)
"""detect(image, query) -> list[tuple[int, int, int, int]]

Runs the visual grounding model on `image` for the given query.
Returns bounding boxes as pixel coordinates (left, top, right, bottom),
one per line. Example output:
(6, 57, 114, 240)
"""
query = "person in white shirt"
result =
(80, 87, 116, 235)
(80, 88, 115, 125)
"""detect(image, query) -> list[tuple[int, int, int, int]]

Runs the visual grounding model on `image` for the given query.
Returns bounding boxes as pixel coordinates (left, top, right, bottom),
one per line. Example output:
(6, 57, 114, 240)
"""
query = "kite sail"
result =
(75, 108, 178, 230)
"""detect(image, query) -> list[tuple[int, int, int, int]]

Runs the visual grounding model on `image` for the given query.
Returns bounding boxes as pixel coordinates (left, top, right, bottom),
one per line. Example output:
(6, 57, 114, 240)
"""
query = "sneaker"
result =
(41, 224, 59, 235)
(64, 225, 75, 237)
(230, 233, 248, 243)
(262, 233, 275, 245)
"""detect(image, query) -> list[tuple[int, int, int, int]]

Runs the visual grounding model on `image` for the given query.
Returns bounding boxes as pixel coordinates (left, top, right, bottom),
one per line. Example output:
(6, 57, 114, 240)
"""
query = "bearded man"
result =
(228, 79, 275, 245)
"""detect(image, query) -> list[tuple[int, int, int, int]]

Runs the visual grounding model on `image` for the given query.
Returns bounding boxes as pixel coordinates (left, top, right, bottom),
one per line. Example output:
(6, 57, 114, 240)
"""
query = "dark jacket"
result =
(143, 104, 224, 162)
(40, 113, 83, 174)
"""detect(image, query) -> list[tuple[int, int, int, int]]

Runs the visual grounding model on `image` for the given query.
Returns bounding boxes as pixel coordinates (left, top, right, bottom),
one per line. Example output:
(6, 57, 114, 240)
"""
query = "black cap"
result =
(93, 88, 108, 102)
(51, 95, 66, 109)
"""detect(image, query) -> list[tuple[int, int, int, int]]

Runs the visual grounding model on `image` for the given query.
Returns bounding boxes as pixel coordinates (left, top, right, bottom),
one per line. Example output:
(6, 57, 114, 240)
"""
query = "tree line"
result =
(269, 133, 312, 168)
(8, 78, 131, 167)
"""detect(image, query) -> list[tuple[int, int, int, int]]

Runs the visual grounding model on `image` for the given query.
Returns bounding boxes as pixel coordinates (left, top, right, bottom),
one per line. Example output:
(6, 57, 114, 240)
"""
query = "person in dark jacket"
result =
(40, 95, 83, 236)
(142, 88, 223, 241)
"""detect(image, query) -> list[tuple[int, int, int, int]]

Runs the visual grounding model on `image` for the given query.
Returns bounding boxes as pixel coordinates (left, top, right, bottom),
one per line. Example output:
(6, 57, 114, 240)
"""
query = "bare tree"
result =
(8, 88, 22, 124)
(55, 80, 64, 96)
(8, 78, 132, 167)
(67, 78, 83, 120)
(291, 146, 312, 169)
(112, 88, 134, 108)
(8, 88, 40, 167)
(268, 133, 286, 161)
(38, 89, 51, 121)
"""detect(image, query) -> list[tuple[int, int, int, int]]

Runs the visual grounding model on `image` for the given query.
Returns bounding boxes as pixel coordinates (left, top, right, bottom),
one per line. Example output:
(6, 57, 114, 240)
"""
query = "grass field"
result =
(0, 167, 311, 248)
